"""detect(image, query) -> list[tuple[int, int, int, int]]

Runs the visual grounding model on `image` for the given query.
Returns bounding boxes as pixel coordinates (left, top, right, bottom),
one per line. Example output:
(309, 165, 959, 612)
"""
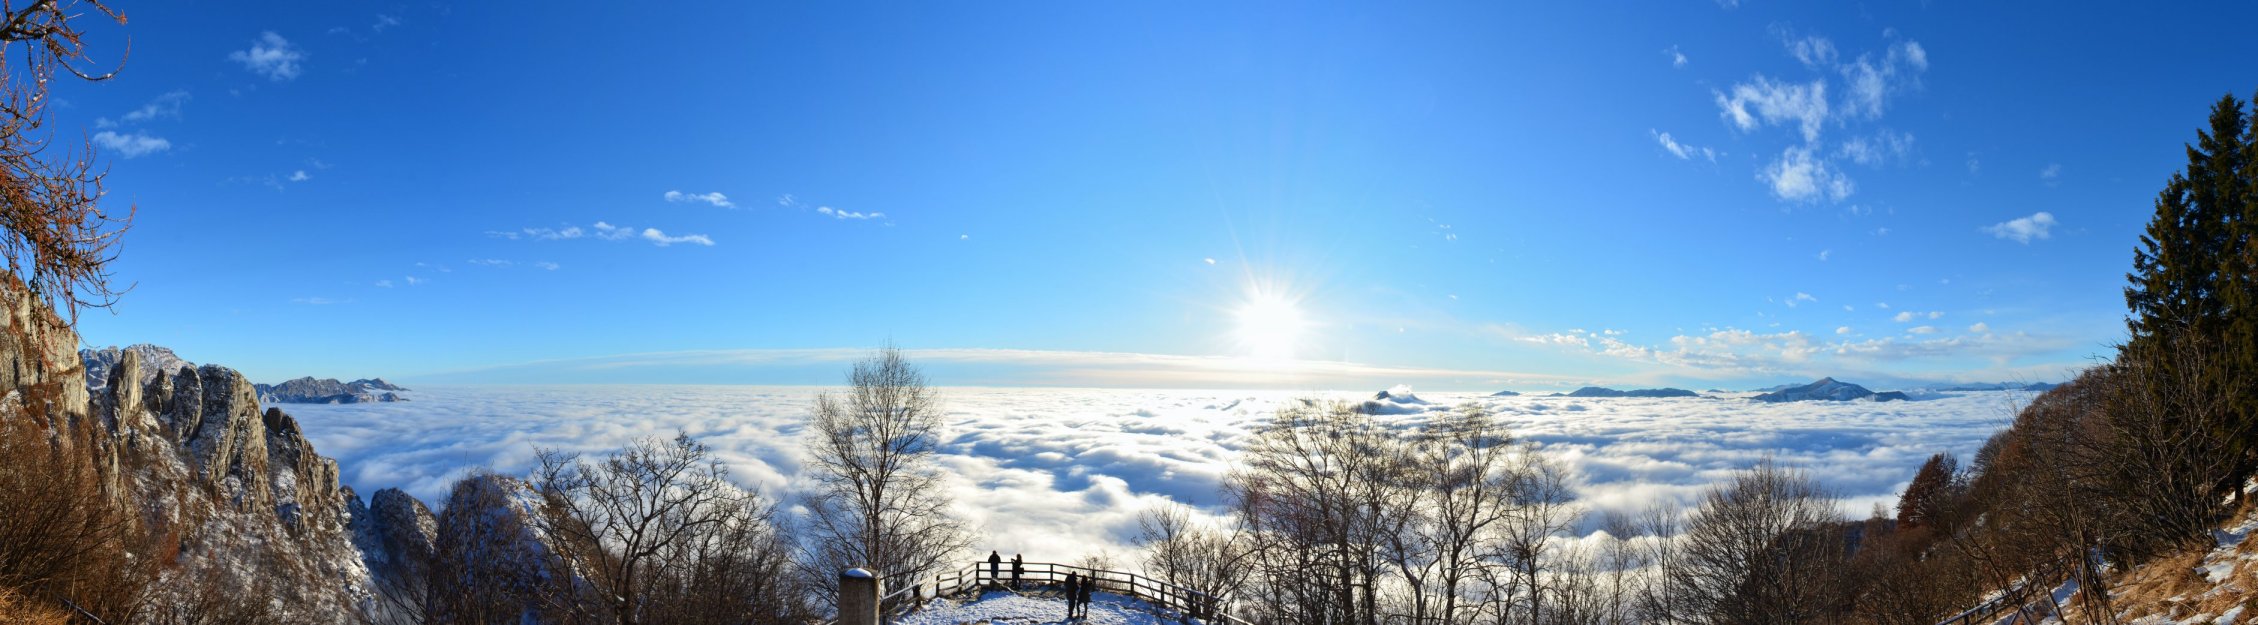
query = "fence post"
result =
(839, 568, 882, 625)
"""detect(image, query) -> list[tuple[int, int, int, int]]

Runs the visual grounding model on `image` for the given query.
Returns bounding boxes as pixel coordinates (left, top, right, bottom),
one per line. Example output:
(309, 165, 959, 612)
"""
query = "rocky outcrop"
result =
(255, 376, 411, 404)
(81, 343, 193, 392)
(1, 278, 386, 620)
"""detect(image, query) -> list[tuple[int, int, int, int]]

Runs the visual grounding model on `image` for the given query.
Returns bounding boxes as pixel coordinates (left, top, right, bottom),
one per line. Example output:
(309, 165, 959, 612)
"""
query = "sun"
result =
(1235, 293, 1307, 361)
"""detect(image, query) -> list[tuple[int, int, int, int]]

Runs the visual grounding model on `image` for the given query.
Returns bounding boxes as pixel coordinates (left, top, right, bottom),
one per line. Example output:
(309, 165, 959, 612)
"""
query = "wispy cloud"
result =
(93, 131, 171, 158)
(534, 261, 560, 271)
(1783, 34, 1837, 69)
(490, 222, 714, 247)
(2039, 163, 2061, 185)
(1520, 326, 2076, 385)
(230, 31, 305, 81)
(1665, 45, 1688, 68)
(292, 296, 348, 305)
(1761, 145, 1853, 202)
(1651, 129, 1718, 162)
(1838, 129, 1916, 167)
(817, 206, 885, 221)
(417, 347, 1590, 390)
(374, 279, 394, 288)
(1715, 76, 1830, 142)
(1892, 311, 1943, 322)
(781, 194, 891, 224)
(117, 90, 191, 125)
(664, 190, 734, 208)
(468, 258, 513, 267)
(1838, 41, 1927, 120)
(288, 170, 311, 182)
(1982, 212, 2057, 244)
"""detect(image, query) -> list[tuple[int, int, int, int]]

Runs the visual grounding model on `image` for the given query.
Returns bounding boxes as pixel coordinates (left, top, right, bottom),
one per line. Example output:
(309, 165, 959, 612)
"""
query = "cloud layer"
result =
(286, 386, 2024, 562)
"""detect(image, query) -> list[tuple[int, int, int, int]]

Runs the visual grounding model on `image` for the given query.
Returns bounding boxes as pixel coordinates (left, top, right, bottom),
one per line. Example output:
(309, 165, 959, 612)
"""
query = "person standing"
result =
(1063, 572, 1082, 620)
(1010, 554, 1025, 589)
(1076, 572, 1095, 618)
(987, 550, 1002, 587)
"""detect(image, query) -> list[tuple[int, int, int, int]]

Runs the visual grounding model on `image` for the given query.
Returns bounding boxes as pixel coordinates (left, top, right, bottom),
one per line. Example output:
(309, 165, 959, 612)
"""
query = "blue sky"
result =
(57, 2, 2258, 390)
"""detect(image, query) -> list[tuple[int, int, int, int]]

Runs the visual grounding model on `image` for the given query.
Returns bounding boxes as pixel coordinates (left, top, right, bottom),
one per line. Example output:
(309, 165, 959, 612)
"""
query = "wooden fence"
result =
(827, 559, 1251, 625)
(1930, 557, 2076, 625)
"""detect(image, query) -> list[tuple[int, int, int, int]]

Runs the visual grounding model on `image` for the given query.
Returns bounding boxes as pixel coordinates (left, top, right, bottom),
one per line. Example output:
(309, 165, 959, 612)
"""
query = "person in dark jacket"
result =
(1010, 554, 1024, 589)
(1063, 572, 1081, 619)
(1076, 573, 1094, 618)
(987, 551, 1002, 587)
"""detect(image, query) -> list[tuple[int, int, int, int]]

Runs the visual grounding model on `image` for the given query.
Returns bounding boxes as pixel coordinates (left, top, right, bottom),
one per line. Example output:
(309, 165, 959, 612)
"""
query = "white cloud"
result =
(288, 170, 311, 182)
(292, 296, 346, 305)
(1785, 35, 1837, 69)
(1761, 145, 1854, 202)
(1907, 325, 1938, 335)
(496, 222, 710, 247)
(1892, 311, 1943, 323)
(1982, 212, 2057, 244)
(1787, 292, 1817, 307)
(1930, 311, 1944, 320)
(1817, 249, 1832, 262)
(469, 258, 512, 267)
(1651, 129, 1718, 162)
(121, 90, 190, 123)
(374, 14, 402, 32)
(638, 227, 713, 246)
(1715, 76, 1830, 142)
(1892, 311, 1913, 322)
(1968, 322, 1990, 333)
(1839, 41, 1927, 120)
(1966, 152, 1981, 175)
(1836, 326, 1852, 335)
(1666, 45, 1688, 68)
(817, 206, 886, 221)
(229, 31, 305, 81)
(1202, 258, 1216, 266)
(277, 385, 2022, 565)
(405, 276, 425, 286)
(93, 131, 171, 158)
(534, 261, 560, 271)
(664, 190, 735, 208)
(374, 279, 394, 288)
(2039, 163, 2061, 183)
(1838, 130, 1916, 167)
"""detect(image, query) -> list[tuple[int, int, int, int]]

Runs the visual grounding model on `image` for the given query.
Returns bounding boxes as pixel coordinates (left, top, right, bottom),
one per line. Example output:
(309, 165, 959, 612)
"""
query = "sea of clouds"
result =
(285, 385, 2030, 563)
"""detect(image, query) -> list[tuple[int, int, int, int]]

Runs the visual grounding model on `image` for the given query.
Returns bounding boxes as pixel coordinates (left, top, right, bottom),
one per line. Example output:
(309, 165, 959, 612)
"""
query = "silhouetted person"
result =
(1011, 554, 1024, 589)
(1077, 573, 1094, 617)
(1063, 572, 1082, 619)
(987, 550, 1002, 586)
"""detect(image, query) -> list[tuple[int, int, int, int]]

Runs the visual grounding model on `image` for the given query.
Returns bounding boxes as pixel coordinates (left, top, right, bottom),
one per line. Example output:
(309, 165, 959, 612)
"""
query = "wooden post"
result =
(839, 568, 881, 625)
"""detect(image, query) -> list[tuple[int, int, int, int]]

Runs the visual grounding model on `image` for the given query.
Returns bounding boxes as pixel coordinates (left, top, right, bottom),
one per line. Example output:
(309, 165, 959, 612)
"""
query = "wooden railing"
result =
(844, 559, 1253, 625)
(1931, 557, 2075, 625)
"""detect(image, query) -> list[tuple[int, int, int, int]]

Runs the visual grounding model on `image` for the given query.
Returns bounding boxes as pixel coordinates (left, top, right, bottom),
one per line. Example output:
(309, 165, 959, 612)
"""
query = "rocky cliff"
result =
(1, 279, 431, 620)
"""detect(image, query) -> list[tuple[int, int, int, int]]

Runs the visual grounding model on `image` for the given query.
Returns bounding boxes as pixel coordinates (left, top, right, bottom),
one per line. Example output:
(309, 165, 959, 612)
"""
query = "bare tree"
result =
(1499, 445, 1581, 625)
(800, 346, 973, 602)
(1666, 459, 1847, 625)
(0, 0, 134, 322)
(1135, 501, 1248, 616)
(531, 433, 805, 625)
(1228, 398, 1407, 625)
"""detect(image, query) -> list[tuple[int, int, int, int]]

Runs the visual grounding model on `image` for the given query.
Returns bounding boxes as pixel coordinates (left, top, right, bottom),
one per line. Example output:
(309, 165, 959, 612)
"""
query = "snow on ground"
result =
(285, 385, 2027, 561)
(894, 590, 1166, 625)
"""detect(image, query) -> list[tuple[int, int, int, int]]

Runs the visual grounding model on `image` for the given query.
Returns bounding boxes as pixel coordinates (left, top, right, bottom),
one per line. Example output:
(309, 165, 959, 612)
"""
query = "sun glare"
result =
(1235, 293, 1307, 361)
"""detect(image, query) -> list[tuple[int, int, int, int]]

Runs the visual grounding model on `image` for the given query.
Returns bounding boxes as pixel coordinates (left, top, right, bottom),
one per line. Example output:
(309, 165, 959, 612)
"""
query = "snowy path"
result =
(893, 590, 1171, 625)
